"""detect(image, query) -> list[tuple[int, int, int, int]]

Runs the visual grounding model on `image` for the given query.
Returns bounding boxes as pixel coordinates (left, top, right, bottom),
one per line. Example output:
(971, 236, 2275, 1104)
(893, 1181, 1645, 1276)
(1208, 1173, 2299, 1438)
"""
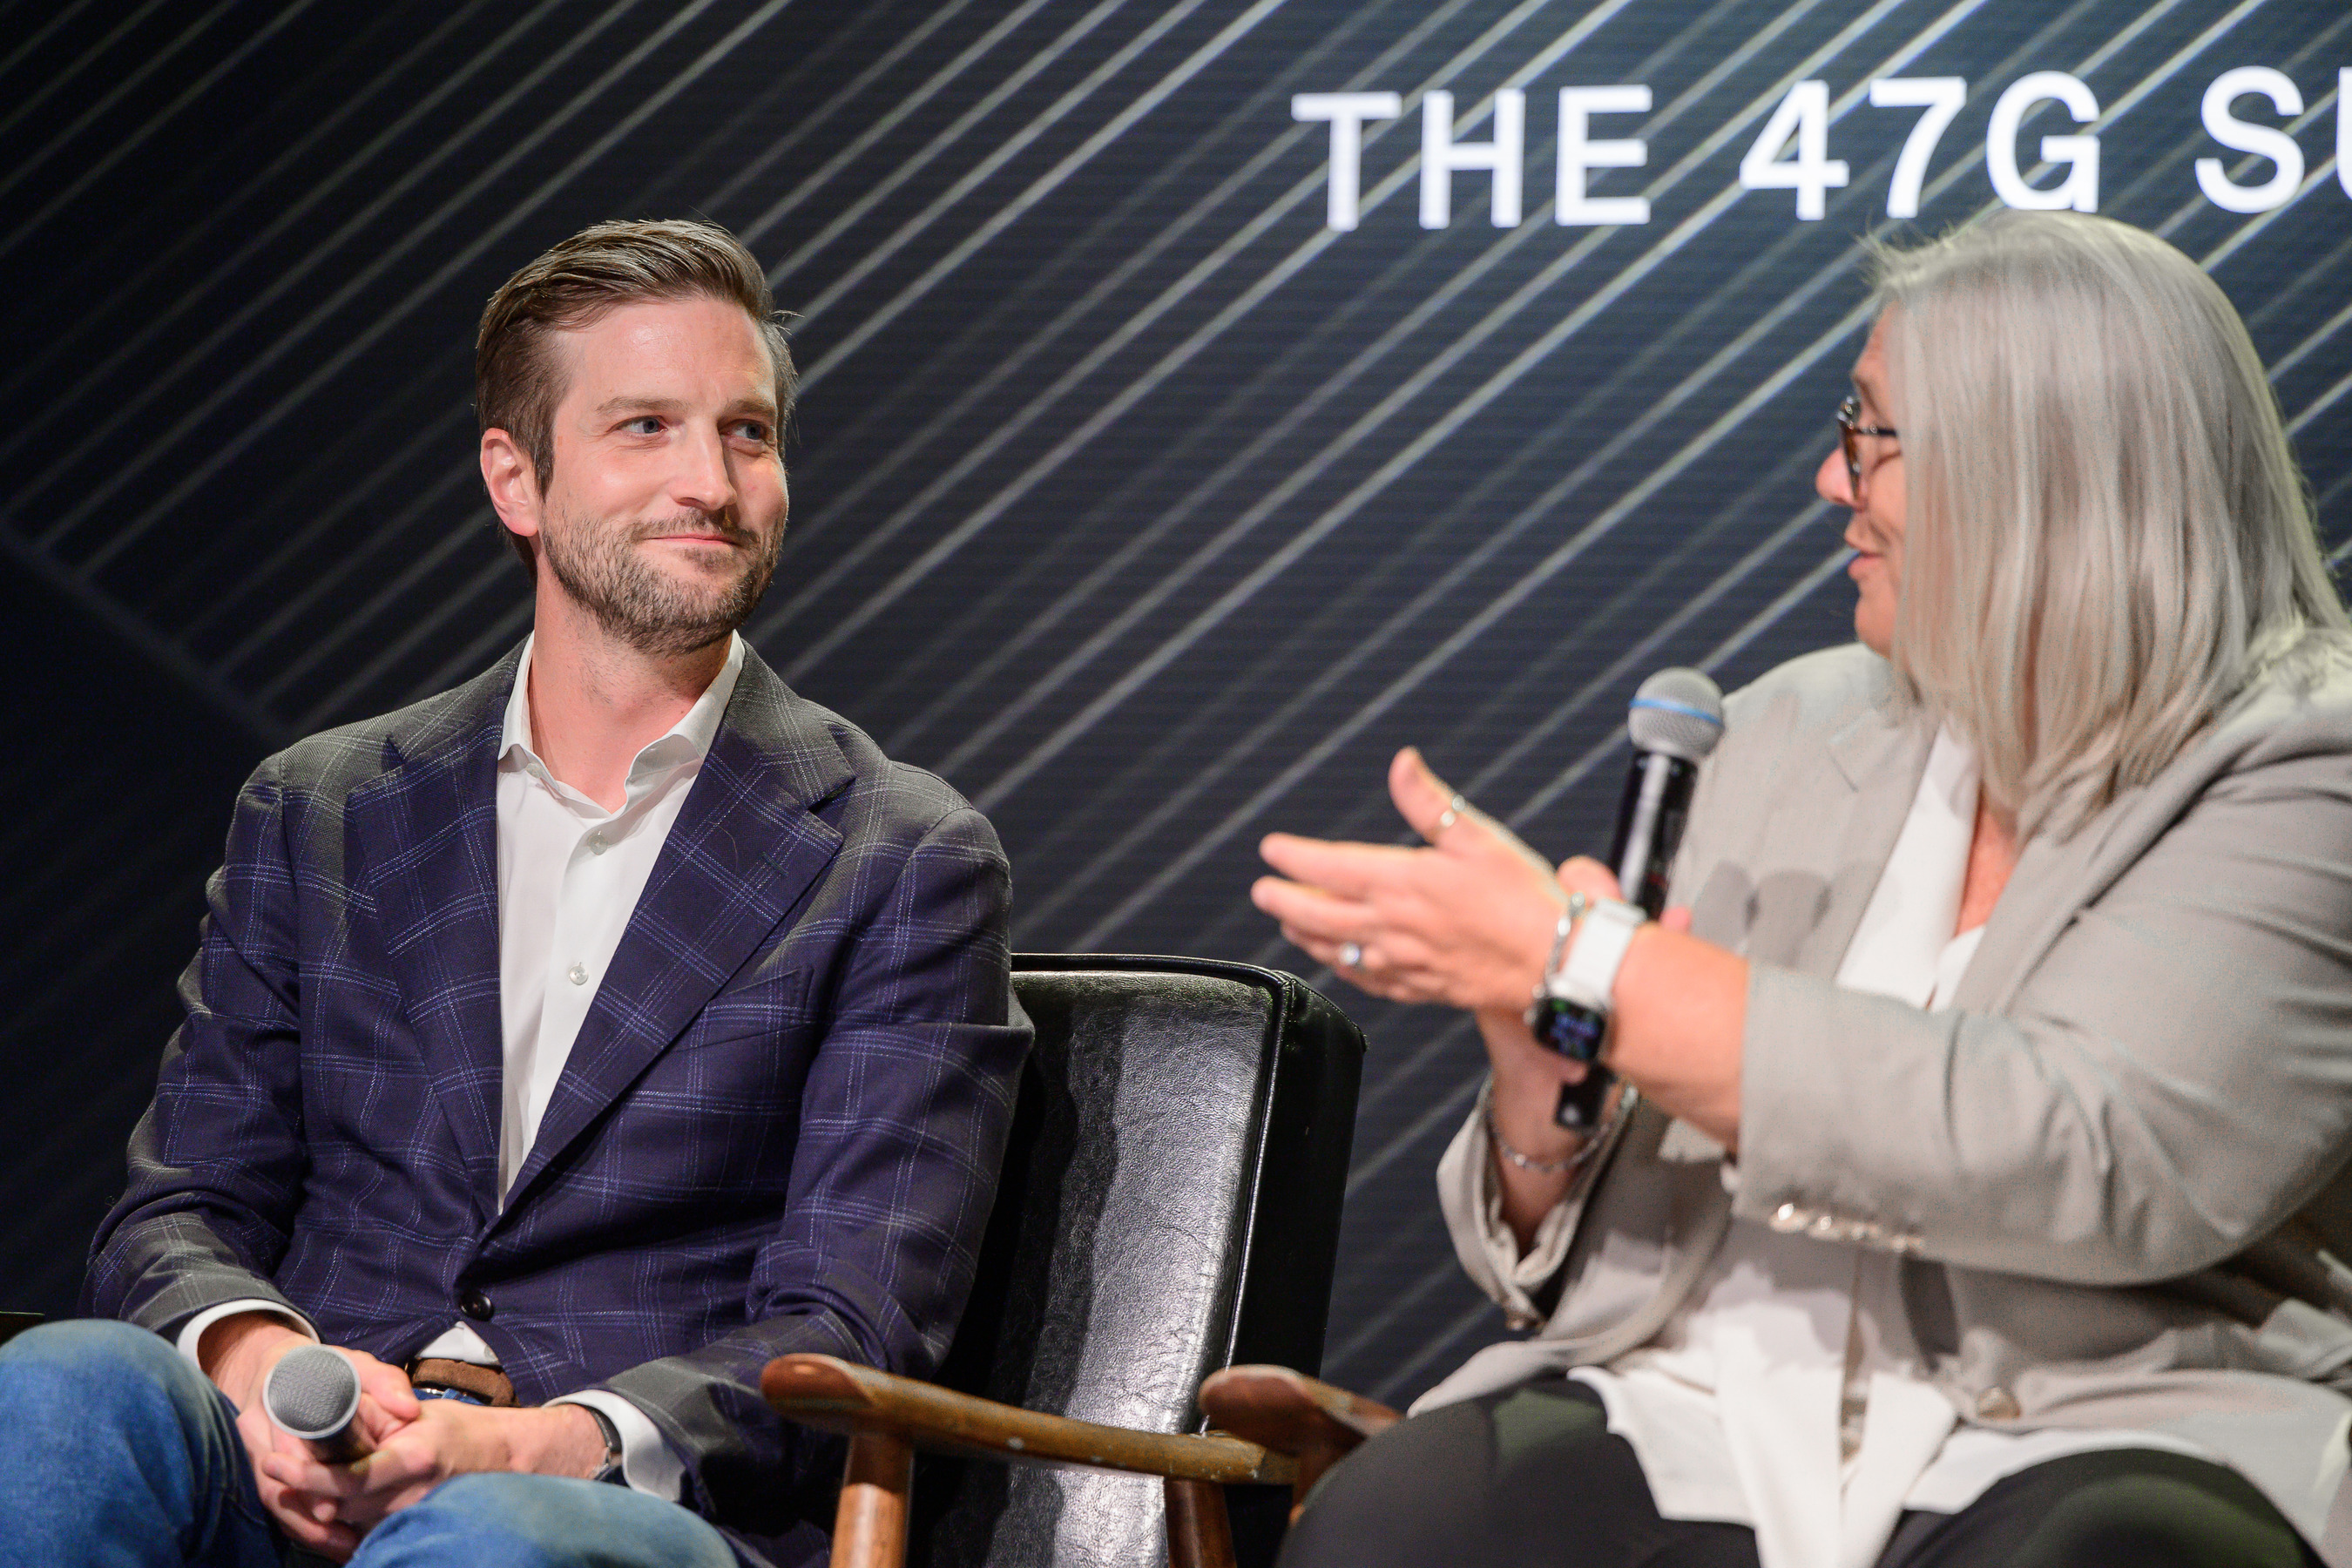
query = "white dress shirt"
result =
(1565, 727, 2240, 1568)
(179, 632, 746, 1502)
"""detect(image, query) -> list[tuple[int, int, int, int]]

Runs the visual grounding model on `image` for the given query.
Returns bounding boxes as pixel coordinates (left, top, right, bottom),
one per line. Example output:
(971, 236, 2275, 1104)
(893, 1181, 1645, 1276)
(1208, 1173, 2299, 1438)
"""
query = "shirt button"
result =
(460, 1288, 495, 1321)
(587, 835, 608, 855)
(567, 963, 588, 985)
(1975, 1387, 2021, 1421)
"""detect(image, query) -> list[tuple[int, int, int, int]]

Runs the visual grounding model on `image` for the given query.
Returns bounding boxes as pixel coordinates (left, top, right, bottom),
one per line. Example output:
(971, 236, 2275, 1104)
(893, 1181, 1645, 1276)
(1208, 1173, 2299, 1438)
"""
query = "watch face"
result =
(1528, 997, 1607, 1063)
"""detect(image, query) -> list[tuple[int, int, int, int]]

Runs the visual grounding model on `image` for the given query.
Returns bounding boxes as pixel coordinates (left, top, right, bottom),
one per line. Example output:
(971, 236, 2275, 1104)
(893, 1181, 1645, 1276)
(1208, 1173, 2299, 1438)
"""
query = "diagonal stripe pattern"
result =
(1, 0, 2346, 1389)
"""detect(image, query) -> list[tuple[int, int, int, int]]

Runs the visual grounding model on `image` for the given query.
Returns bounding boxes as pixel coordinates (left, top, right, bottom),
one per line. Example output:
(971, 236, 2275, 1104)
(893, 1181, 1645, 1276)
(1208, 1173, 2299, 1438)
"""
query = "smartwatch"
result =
(1524, 896, 1644, 1063)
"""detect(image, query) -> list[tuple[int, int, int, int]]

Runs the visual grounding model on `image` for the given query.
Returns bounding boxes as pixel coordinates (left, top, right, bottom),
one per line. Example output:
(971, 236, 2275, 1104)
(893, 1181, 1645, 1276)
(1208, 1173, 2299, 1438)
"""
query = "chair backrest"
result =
(909, 956, 1364, 1568)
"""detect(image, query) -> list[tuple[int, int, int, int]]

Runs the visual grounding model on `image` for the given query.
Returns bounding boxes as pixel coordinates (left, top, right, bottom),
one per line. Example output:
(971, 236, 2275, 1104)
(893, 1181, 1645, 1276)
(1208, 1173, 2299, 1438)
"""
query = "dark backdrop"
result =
(3, 0, 2346, 1407)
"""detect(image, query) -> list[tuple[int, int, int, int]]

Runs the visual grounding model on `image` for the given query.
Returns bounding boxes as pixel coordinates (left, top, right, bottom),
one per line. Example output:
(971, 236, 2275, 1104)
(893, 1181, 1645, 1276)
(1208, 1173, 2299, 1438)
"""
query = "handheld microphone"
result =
(263, 1344, 373, 1463)
(1551, 668, 1725, 1131)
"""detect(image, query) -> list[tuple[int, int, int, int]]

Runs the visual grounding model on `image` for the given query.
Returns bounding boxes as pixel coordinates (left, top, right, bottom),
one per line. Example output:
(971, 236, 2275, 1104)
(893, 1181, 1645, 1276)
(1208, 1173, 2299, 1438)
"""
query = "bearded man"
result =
(0, 220, 1029, 1568)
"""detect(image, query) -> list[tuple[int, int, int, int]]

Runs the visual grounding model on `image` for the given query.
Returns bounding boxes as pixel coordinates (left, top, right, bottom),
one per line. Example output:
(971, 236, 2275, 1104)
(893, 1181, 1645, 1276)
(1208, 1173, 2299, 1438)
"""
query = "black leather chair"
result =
(766, 954, 1365, 1568)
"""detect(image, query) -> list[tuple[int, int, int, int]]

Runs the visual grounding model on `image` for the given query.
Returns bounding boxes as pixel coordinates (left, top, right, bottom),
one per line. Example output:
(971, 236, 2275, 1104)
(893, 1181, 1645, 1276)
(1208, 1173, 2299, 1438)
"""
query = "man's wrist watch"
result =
(1523, 896, 1645, 1063)
(582, 1405, 625, 1484)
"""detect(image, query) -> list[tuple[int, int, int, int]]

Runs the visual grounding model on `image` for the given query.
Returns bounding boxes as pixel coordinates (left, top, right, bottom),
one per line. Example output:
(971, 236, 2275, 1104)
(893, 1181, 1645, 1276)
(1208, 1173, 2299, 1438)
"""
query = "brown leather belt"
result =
(408, 1357, 517, 1407)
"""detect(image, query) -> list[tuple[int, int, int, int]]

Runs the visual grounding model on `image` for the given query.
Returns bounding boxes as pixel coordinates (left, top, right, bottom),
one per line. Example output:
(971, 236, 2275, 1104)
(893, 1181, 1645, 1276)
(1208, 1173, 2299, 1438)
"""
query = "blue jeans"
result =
(0, 1320, 739, 1567)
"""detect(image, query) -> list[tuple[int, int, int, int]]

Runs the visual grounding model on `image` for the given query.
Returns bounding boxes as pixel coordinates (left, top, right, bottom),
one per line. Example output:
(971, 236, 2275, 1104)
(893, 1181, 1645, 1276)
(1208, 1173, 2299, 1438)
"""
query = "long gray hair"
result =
(1872, 211, 2347, 839)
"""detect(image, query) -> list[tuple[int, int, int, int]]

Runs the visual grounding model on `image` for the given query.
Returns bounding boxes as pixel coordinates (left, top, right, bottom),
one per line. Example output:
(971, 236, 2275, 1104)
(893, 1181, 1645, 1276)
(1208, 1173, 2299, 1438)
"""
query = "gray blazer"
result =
(1427, 643, 2352, 1554)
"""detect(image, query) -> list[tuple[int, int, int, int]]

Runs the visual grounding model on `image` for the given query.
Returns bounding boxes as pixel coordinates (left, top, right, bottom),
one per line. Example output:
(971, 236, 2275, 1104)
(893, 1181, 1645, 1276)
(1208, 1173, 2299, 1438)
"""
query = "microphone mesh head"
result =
(265, 1345, 361, 1438)
(1626, 668, 1726, 761)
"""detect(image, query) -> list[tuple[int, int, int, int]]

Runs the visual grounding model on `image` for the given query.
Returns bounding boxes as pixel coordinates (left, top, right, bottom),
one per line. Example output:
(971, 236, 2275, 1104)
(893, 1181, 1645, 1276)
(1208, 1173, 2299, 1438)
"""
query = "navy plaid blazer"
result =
(85, 644, 1029, 1563)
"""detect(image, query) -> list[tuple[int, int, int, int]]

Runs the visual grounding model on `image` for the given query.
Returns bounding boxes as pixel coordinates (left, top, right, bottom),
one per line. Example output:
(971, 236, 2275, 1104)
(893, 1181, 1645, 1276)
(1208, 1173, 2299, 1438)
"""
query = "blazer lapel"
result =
(1624, 670, 1932, 1334)
(1563, 659, 1941, 1355)
(1957, 691, 2258, 1015)
(1947, 813, 2109, 1016)
(353, 652, 519, 1219)
(1789, 695, 1936, 980)
(496, 652, 855, 1215)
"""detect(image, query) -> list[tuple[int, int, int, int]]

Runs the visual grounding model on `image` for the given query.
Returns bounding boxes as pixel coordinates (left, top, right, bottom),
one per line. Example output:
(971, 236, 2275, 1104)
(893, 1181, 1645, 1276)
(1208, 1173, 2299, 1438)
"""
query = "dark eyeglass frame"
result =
(1836, 394, 1899, 499)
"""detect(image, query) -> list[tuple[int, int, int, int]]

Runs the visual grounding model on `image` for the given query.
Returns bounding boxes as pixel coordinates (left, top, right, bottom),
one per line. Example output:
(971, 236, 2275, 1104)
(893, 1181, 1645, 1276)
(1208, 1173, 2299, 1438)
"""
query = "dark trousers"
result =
(1277, 1380, 2321, 1568)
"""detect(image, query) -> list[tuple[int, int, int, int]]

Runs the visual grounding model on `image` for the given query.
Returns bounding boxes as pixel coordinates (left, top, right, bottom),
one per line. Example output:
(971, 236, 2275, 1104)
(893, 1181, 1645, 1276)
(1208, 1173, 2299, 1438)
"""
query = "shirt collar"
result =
(499, 632, 747, 792)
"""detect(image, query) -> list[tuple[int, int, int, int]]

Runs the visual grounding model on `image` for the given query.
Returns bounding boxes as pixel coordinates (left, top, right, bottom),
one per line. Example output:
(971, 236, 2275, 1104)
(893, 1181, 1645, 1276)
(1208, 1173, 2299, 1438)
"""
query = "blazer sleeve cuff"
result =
(1729, 963, 1930, 1255)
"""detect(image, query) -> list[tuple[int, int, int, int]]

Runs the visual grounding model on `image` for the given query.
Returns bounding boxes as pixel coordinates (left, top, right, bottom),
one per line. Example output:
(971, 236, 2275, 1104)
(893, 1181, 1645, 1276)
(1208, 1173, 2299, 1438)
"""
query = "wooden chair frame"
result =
(766, 1355, 1299, 1568)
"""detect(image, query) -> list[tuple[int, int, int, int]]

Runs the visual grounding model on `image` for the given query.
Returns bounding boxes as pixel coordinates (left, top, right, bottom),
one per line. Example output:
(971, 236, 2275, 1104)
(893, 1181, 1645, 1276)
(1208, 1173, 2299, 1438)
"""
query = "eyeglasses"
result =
(1835, 394, 1899, 500)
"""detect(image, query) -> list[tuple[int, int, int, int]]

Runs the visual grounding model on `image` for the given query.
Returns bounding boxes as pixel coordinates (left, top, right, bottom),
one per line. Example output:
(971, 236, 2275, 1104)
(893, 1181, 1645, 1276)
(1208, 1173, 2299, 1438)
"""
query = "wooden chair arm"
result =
(1197, 1364, 1402, 1524)
(1199, 1364, 1401, 1450)
(761, 1353, 1298, 1486)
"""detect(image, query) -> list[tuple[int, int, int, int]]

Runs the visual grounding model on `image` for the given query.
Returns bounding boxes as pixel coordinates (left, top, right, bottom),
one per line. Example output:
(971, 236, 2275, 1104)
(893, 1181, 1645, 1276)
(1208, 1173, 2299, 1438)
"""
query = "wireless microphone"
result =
(263, 1344, 372, 1463)
(1547, 668, 1725, 1131)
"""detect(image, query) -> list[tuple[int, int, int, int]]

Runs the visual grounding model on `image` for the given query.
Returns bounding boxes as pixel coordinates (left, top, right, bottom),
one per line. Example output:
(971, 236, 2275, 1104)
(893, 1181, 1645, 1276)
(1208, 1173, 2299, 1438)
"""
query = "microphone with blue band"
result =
(1541, 668, 1725, 1131)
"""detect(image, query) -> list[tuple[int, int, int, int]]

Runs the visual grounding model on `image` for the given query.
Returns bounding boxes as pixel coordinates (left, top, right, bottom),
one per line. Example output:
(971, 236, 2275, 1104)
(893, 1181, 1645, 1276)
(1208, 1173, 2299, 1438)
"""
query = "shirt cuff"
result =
(551, 1390, 686, 1501)
(173, 1299, 319, 1369)
(1477, 1112, 1582, 1296)
(1441, 1079, 1584, 1329)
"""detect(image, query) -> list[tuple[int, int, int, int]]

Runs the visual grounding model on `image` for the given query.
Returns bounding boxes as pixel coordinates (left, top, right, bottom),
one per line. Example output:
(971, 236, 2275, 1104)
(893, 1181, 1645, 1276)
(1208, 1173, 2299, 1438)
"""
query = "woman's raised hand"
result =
(1252, 747, 1571, 1013)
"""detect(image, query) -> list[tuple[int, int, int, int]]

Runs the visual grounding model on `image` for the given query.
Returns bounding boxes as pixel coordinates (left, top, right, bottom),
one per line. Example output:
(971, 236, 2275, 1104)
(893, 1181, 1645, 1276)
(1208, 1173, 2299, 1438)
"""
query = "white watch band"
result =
(1544, 897, 1643, 1013)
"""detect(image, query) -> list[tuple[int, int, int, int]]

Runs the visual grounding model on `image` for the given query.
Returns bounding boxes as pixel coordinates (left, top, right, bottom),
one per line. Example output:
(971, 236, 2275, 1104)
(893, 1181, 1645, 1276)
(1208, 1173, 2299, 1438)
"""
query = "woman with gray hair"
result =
(1252, 211, 2352, 1567)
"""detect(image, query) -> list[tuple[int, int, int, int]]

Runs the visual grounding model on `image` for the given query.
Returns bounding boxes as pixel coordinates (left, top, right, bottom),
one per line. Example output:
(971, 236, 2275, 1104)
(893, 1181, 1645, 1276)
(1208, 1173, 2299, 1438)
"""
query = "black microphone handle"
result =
(1554, 753, 1696, 1132)
(304, 1423, 371, 1465)
(1554, 1058, 1614, 1131)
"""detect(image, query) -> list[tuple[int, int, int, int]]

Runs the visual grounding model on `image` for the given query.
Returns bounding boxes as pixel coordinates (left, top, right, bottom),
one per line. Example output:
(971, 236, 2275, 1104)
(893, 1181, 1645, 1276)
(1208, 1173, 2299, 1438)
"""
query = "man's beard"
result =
(538, 504, 781, 658)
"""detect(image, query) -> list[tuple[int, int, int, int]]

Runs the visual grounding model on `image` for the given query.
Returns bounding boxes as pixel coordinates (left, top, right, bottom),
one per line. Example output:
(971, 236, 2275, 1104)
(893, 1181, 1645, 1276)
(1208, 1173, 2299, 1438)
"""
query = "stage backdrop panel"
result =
(3, 0, 2346, 1395)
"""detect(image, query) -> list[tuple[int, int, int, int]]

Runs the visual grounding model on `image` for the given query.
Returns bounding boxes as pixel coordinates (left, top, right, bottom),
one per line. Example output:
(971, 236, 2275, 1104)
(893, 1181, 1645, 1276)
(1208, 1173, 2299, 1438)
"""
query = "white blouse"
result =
(1565, 727, 2224, 1568)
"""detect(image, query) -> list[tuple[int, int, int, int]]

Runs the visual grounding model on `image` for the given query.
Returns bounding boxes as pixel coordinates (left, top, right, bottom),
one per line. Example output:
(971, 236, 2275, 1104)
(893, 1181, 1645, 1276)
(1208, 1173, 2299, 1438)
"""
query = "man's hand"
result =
(199, 1313, 422, 1559)
(1254, 747, 1565, 1013)
(262, 1402, 612, 1530)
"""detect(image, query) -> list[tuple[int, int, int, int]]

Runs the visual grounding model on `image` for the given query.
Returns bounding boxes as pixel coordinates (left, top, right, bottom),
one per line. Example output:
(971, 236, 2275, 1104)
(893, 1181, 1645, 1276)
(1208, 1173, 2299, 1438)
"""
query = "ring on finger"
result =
(1338, 941, 1364, 970)
(1435, 792, 1467, 833)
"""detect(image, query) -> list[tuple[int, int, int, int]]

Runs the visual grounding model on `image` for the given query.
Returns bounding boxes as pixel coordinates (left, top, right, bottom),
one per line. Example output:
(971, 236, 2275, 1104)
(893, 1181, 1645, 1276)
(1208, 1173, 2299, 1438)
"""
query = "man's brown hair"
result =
(476, 218, 795, 571)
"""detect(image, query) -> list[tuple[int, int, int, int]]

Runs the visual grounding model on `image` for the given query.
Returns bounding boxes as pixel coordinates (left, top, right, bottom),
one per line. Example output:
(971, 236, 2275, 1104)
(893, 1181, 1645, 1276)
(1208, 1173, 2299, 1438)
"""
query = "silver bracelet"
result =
(1488, 1102, 1604, 1177)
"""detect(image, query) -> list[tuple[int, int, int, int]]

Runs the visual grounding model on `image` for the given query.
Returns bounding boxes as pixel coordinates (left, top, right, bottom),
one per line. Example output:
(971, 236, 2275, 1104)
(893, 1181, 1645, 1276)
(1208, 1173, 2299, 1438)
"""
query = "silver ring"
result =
(1435, 793, 1466, 832)
(1338, 941, 1364, 970)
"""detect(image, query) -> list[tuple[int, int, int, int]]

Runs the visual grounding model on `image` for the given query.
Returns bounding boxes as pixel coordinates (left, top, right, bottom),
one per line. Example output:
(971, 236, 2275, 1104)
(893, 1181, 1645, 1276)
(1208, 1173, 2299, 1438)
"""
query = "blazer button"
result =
(1975, 1387, 2020, 1421)
(460, 1288, 495, 1321)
